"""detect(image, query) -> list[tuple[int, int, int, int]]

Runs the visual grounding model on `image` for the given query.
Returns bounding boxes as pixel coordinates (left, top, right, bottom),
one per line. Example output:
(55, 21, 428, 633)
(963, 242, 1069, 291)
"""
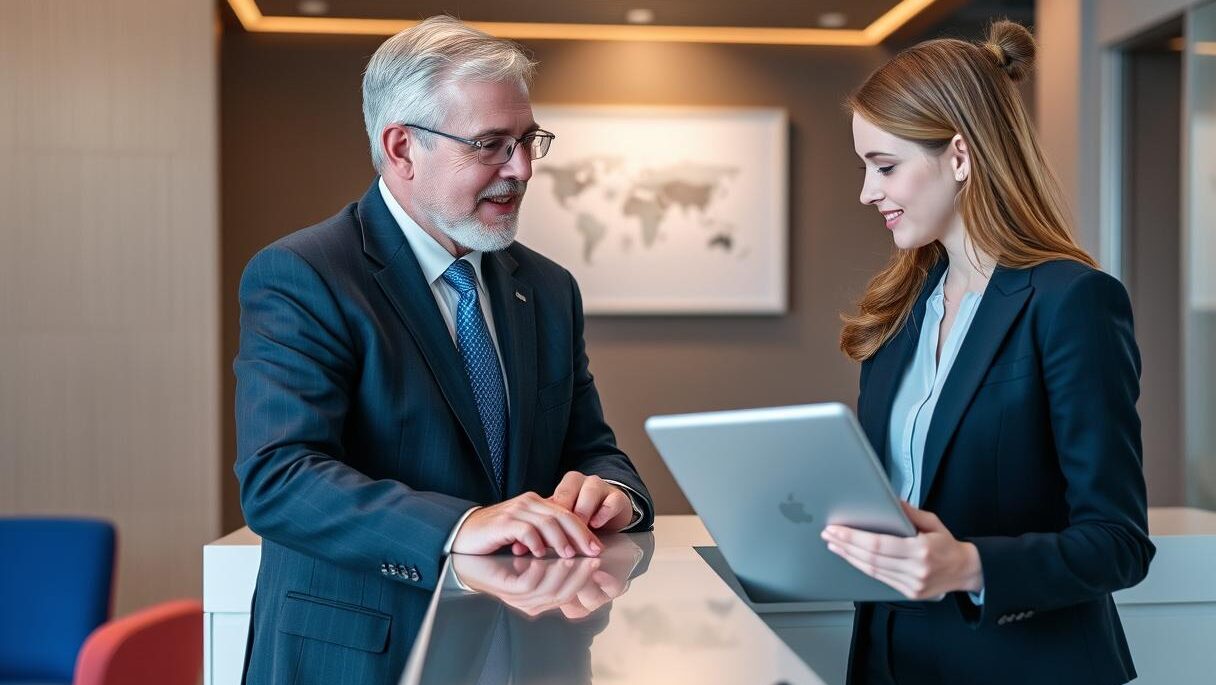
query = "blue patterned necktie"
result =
(441, 259, 507, 490)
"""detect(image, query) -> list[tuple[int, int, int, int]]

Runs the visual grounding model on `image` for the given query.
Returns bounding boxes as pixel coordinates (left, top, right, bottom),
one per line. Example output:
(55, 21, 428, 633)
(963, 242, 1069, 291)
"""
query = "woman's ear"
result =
(949, 133, 970, 183)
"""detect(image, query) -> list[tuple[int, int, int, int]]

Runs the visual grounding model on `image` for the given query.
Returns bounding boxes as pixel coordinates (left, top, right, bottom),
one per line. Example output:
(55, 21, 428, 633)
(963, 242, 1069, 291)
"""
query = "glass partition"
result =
(1184, 0, 1216, 508)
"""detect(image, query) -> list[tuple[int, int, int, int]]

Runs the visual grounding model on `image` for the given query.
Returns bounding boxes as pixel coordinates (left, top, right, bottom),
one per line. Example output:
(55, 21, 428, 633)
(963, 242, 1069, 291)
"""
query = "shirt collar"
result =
(929, 267, 983, 316)
(377, 177, 486, 290)
(928, 269, 948, 315)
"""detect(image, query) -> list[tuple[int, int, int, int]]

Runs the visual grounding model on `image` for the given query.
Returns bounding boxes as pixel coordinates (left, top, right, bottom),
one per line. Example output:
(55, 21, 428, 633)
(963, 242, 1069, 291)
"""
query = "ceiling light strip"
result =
(227, 0, 935, 46)
(863, 0, 938, 42)
(228, 0, 265, 27)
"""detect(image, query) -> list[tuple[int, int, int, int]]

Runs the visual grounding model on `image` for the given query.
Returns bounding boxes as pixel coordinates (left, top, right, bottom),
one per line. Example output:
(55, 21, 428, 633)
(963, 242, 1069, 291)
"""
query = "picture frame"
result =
(517, 105, 789, 315)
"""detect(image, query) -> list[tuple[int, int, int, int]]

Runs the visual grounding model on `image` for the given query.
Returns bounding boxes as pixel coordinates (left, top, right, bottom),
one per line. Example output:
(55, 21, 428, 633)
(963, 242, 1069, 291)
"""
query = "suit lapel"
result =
(860, 260, 947, 454)
(356, 181, 500, 496)
(918, 264, 1032, 506)
(484, 249, 537, 498)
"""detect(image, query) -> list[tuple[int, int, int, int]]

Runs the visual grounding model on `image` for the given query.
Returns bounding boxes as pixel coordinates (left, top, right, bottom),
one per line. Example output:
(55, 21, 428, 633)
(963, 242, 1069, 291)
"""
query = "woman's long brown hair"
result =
(840, 20, 1097, 362)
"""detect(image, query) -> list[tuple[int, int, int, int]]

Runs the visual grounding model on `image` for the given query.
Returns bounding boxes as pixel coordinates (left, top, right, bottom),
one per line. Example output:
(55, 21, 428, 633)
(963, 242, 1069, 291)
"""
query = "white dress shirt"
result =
(379, 178, 509, 406)
(886, 269, 986, 604)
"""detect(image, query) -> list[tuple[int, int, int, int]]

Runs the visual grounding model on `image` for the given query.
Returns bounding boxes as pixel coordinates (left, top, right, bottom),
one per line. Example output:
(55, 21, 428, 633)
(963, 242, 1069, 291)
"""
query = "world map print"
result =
(536, 158, 743, 266)
(517, 106, 787, 314)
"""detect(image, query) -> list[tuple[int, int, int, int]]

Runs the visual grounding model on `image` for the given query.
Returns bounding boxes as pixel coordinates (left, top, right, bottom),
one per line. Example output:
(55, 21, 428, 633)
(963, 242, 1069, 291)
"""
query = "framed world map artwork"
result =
(517, 105, 788, 314)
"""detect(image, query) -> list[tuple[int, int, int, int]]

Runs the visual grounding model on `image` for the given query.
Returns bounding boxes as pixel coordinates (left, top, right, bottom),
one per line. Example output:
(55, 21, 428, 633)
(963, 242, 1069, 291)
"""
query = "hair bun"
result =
(983, 20, 1035, 82)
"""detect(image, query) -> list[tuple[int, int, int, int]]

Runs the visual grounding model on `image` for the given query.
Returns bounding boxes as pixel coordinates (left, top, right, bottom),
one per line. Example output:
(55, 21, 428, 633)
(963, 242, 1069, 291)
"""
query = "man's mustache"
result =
(478, 180, 527, 201)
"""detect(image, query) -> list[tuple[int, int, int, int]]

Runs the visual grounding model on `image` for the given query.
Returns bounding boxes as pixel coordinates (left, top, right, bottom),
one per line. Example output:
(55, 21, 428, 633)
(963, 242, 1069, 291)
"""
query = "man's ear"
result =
(949, 133, 970, 183)
(381, 124, 415, 180)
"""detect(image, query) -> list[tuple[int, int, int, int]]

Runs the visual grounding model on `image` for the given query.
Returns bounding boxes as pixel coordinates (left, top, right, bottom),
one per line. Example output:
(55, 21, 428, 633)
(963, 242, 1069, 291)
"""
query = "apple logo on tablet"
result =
(779, 493, 814, 524)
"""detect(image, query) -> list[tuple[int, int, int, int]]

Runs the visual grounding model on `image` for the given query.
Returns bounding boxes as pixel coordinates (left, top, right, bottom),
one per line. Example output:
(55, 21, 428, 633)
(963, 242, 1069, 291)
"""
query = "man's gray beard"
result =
(435, 211, 518, 253)
(422, 179, 525, 253)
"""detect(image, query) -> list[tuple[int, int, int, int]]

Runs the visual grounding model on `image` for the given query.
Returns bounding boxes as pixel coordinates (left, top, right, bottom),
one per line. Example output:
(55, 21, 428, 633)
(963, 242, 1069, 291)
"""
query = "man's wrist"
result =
(443, 506, 481, 556)
(602, 479, 644, 531)
(963, 541, 984, 593)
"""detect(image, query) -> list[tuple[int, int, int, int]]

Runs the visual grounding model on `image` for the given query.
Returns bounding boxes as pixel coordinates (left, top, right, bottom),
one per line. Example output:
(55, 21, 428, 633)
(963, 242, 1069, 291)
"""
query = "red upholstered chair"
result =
(73, 599, 202, 685)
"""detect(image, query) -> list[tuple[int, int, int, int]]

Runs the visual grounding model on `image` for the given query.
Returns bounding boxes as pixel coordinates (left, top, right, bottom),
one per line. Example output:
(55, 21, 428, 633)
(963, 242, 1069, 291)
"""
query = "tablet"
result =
(645, 402, 916, 603)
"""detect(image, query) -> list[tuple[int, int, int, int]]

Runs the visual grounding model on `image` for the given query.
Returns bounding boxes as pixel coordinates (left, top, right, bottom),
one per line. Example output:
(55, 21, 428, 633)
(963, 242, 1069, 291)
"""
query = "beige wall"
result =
(0, 0, 220, 613)
(1034, 0, 1089, 248)
(220, 32, 892, 525)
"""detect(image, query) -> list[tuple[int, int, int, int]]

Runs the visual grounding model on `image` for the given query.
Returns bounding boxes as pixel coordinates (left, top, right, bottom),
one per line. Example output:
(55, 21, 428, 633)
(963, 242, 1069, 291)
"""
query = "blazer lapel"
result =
(483, 248, 537, 498)
(356, 181, 499, 496)
(918, 264, 1032, 506)
(860, 260, 947, 454)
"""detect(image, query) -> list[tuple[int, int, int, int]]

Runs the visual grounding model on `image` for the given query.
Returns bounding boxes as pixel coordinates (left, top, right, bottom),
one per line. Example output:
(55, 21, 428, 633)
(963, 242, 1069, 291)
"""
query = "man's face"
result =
(411, 79, 537, 252)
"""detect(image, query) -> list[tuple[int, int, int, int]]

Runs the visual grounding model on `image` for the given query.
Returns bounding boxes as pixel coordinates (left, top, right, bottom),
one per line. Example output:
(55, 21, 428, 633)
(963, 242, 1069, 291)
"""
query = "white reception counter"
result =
(204, 509, 1216, 684)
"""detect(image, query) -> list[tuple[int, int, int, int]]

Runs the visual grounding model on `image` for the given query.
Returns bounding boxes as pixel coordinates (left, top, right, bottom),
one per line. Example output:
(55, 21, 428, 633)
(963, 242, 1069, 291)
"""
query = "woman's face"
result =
(852, 113, 966, 251)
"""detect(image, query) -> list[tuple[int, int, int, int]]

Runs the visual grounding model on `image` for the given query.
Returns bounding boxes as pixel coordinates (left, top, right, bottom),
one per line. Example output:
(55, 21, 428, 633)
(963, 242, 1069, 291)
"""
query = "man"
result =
(234, 16, 654, 684)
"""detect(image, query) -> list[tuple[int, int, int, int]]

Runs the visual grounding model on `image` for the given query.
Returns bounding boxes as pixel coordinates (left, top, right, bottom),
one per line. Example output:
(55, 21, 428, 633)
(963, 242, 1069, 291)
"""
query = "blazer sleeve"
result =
(961, 269, 1155, 626)
(554, 273, 655, 529)
(234, 244, 475, 591)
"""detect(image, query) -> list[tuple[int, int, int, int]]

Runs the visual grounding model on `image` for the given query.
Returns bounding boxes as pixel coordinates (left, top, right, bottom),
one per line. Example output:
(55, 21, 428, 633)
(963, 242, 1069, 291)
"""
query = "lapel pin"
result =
(515, 291, 527, 303)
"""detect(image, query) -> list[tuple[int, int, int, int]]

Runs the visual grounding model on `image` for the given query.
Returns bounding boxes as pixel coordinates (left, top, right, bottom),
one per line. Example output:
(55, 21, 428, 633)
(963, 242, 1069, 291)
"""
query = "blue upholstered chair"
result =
(0, 518, 116, 685)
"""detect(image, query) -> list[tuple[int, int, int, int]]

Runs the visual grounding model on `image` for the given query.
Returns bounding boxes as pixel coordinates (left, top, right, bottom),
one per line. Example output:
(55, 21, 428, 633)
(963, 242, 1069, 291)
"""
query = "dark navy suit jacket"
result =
(847, 258, 1155, 685)
(234, 181, 654, 684)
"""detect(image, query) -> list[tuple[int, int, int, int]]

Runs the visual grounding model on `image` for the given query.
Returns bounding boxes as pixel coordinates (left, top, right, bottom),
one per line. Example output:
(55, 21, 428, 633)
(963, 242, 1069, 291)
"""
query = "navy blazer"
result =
(847, 258, 1155, 685)
(234, 181, 654, 684)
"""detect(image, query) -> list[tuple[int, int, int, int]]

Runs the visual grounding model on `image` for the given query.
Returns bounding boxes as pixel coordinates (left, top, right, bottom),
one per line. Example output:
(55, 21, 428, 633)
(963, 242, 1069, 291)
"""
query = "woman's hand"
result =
(821, 502, 984, 601)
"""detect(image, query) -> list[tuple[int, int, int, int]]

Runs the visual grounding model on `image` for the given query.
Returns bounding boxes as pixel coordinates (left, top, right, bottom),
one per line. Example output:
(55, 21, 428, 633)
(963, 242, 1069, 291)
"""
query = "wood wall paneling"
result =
(0, 0, 220, 614)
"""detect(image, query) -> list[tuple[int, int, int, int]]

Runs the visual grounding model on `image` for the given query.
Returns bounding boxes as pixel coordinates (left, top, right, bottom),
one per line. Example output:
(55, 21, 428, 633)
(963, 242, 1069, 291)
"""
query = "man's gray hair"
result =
(362, 16, 537, 171)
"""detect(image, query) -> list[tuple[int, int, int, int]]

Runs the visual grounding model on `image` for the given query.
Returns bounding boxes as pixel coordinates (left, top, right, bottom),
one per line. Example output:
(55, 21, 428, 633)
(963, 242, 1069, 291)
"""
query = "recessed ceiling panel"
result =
(254, 0, 900, 31)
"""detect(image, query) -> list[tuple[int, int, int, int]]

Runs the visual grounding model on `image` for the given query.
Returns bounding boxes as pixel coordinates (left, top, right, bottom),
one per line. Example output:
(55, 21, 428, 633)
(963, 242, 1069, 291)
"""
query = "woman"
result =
(822, 20, 1155, 685)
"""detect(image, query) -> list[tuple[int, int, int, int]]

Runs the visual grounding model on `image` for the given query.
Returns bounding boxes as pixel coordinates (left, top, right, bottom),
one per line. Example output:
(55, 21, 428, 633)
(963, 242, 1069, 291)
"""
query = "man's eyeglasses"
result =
(404, 124, 555, 166)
